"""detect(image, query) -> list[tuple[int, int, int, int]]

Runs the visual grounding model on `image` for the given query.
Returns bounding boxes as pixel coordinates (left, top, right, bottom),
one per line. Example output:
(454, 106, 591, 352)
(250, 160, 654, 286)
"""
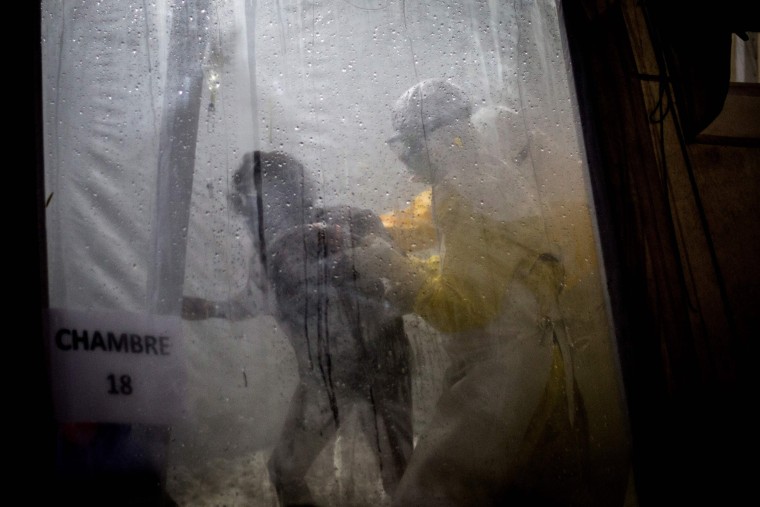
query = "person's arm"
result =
(351, 235, 428, 314)
(354, 191, 512, 326)
(181, 296, 221, 320)
(412, 234, 511, 333)
(181, 287, 260, 321)
(410, 194, 547, 334)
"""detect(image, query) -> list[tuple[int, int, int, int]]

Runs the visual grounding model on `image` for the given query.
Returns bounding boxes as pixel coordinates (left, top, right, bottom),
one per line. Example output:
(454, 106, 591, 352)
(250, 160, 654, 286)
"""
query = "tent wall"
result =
(38, 1, 635, 504)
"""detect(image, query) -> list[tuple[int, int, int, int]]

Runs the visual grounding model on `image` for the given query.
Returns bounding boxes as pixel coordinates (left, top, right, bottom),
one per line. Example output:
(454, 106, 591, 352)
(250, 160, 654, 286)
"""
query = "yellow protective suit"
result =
(382, 188, 593, 506)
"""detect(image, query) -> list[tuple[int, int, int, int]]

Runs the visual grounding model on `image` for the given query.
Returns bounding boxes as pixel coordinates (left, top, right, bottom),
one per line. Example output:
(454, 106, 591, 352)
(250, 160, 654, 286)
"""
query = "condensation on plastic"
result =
(42, 0, 631, 505)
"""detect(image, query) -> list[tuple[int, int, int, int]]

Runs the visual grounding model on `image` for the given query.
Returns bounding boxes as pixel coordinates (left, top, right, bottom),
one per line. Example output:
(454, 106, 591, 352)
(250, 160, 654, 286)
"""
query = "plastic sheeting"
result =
(42, 0, 632, 505)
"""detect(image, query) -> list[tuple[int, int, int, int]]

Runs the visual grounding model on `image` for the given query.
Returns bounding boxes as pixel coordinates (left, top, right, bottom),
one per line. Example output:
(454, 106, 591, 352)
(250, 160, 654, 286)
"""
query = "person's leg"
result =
(391, 346, 551, 507)
(361, 387, 413, 497)
(364, 320, 414, 497)
(391, 387, 514, 507)
(268, 380, 338, 506)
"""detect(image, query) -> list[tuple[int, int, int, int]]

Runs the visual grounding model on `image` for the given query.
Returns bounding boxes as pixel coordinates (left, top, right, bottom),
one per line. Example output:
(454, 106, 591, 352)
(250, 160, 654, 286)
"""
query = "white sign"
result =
(46, 308, 186, 425)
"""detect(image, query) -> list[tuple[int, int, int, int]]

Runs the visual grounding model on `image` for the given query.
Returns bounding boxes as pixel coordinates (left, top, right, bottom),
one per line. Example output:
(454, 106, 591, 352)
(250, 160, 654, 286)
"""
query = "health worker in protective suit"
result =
(183, 150, 413, 506)
(354, 79, 593, 506)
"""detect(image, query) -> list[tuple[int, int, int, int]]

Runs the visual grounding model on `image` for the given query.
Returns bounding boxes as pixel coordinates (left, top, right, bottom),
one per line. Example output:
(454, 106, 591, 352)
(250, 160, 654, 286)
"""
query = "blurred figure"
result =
(183, 150, 412, 506)
(353, 80, 593, 506)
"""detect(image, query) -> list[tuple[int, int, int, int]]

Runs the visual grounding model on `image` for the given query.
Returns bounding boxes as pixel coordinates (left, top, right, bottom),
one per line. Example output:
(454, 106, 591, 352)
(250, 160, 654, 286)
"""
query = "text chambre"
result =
(54, 328, 171, 356)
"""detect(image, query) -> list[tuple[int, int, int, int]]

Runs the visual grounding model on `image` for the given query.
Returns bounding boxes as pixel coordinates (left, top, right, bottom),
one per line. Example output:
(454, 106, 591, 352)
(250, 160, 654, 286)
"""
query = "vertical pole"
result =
(148, 0, 210, 315)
